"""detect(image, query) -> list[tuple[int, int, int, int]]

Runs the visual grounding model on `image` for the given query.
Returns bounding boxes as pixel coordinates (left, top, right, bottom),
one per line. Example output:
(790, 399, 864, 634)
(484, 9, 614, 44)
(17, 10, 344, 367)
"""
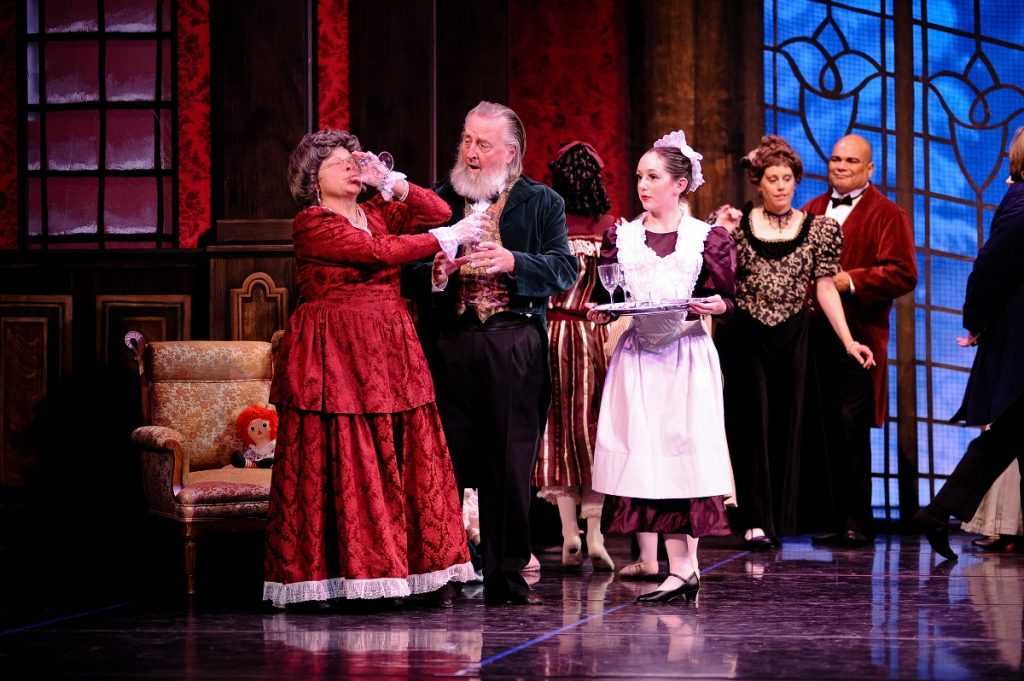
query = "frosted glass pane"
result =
(106, 41, 157, 101)
(28, 179, 42, 236)
(26, 0, 39, 33)
(160, 109, 172, 168)
(106, 109, 155, 170)
(163, 177, 173, 234)
(45, 42, 100, 103)
(27, 42, 39, 104)
(105, 178, 158, 234)
(105, 0, 157, 32)
(44, 0, 98, 32)
(46, 110, 100, 170)
(161, 40, 172, 101)
(27, 113, 41, 171)
(46, 178, 99, 235)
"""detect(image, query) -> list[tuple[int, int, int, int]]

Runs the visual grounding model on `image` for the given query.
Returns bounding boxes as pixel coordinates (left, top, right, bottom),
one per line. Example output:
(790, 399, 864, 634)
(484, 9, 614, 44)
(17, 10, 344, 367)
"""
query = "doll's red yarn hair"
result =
(235, 405, 279, 445)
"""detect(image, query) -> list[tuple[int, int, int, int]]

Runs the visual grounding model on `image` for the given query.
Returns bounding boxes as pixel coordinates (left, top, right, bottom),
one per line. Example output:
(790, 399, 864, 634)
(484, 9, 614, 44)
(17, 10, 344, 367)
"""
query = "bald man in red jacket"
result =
(804, 134, 917, 546)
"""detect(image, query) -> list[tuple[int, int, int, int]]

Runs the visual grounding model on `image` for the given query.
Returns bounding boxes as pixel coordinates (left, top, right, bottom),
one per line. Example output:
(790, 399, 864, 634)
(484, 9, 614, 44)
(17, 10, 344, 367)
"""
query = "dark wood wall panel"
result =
(434, 1, 510, 184)
(629, 0, 763, 219)
(348, 1, 436, 186)
(211, 0, 313, 223)
(0, 296, 72, 489)
(230, 272, 290, 342)
(96, 295, 192, 365)
(208, 246, 295, 341)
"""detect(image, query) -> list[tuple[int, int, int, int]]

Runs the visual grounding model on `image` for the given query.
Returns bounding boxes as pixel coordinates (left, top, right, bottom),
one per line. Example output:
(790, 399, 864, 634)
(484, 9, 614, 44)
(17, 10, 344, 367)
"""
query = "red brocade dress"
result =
(532, 214, 613, 514)
(263, 184, 475, 606)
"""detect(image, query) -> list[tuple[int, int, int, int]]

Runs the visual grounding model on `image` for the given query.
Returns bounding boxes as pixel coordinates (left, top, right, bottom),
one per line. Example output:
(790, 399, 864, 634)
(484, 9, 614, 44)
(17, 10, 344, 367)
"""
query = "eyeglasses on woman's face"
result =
(319, 156, 359, 177)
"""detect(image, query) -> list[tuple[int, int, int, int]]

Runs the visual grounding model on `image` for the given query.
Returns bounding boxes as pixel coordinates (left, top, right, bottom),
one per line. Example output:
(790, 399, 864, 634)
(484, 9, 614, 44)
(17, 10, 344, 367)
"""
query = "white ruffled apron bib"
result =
(592, 209, 735, 500)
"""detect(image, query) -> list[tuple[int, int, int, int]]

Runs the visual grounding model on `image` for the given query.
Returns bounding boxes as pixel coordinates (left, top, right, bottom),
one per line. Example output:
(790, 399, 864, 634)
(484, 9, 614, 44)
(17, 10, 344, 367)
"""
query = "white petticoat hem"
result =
(262, 561, 477, 607)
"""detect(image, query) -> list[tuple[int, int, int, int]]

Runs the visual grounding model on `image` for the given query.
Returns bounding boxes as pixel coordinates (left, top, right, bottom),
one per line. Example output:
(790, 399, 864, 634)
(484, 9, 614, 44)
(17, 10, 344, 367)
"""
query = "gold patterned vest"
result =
(457, 180, 517, 322)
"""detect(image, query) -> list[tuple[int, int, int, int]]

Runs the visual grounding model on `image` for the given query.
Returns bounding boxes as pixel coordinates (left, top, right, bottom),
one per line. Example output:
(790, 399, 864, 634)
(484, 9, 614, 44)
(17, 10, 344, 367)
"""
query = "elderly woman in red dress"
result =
(264, 129, 483, 609)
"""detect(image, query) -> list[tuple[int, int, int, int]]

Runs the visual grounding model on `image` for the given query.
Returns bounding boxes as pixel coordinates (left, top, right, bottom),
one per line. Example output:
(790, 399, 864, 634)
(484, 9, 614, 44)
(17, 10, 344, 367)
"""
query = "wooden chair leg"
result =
(183, 535, 197, 597)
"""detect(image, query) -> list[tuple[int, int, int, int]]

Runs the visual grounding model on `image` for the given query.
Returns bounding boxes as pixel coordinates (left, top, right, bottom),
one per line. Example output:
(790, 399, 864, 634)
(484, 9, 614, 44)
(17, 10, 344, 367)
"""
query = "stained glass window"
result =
(20, 0, 176, 248)
(764, 0, 1024, 519)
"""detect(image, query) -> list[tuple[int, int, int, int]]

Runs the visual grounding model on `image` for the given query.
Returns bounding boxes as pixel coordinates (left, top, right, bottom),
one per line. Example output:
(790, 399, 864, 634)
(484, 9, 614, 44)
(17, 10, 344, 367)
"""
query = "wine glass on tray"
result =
(597, 263, 623, 305)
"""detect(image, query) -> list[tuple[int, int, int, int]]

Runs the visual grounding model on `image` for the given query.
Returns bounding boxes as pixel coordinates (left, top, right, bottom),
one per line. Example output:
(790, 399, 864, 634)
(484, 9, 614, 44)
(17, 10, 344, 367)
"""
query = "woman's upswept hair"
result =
(646, 146, 695, 196)
(741, 134, 803, 185)
(465, 101, 526, 179)
(287, 128, 361, 207)
(549, 143, 611, 217)
(1010, 126, 1024, 183)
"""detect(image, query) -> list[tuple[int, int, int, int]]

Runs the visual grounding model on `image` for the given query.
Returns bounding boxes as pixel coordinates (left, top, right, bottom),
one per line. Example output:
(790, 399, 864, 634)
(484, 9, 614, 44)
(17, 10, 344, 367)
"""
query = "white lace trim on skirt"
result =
(263, 561, 477, 607)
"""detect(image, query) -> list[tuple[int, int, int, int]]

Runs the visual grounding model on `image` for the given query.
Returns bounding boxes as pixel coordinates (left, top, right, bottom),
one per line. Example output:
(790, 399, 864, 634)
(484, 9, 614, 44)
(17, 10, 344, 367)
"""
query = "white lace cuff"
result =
(377, 171, 408, 201)
(429, 226, 460, 262)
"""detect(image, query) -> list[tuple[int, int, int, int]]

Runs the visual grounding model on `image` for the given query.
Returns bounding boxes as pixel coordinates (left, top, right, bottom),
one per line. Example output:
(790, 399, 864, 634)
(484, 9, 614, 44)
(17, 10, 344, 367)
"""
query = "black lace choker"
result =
(762, 206, 794, 230)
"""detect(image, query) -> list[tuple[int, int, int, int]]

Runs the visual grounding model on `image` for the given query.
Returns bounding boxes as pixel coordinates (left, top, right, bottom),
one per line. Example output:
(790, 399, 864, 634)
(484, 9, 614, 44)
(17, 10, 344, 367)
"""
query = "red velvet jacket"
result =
(804, 184, 917, 426)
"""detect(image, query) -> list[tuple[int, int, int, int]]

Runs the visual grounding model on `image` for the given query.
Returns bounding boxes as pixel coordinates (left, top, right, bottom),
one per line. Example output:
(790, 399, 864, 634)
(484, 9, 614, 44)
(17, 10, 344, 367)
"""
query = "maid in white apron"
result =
(588, 130, 737, 604)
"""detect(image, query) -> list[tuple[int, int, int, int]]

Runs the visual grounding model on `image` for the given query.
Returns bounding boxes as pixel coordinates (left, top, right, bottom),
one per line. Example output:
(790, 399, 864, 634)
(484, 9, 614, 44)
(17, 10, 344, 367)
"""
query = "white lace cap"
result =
(653, 130, 705, 192)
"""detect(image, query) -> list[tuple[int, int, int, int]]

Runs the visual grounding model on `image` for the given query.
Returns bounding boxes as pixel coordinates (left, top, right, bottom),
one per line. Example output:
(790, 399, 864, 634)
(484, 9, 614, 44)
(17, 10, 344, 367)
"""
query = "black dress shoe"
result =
(483, 590, 544, 606)
(284, 599, 333, 613)
(841, 530, 870, 547)
(430, 583, 456, 608)
(637, 572, 699, 604)
(811, 531, 843, 546)
(814, 530, 871, 547)
(915, 506, 957, 561)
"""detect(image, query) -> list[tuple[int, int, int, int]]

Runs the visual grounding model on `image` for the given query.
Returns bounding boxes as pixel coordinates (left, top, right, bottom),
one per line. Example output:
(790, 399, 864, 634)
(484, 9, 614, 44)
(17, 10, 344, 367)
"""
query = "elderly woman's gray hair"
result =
(287, 128, 361, 207)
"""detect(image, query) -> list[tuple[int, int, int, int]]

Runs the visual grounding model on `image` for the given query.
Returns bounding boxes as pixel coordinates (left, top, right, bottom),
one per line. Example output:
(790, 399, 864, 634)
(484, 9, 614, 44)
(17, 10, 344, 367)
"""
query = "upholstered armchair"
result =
(127, 333, 277, 597)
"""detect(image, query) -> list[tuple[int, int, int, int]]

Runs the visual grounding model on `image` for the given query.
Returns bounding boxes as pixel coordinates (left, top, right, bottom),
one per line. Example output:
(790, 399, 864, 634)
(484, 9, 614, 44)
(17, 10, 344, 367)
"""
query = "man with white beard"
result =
(413, 101, 577, 605)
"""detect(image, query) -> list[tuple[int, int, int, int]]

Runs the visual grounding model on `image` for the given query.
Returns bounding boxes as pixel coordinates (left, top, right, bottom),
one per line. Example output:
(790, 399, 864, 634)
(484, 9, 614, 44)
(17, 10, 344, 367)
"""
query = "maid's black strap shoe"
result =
(637, 572, 699, 604)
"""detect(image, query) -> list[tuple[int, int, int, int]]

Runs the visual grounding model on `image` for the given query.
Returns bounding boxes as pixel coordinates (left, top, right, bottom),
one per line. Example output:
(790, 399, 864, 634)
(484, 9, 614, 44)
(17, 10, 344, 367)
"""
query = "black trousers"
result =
(808, 315, 875, 534)
(934, 392, 1024, 522)
(433, 314, 549, 599)
(719, 309, 809, 537)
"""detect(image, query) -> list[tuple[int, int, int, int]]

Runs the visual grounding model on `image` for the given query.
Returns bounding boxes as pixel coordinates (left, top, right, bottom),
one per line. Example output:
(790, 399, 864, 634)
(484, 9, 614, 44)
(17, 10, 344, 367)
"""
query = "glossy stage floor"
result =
(2, 532, 1022, 680)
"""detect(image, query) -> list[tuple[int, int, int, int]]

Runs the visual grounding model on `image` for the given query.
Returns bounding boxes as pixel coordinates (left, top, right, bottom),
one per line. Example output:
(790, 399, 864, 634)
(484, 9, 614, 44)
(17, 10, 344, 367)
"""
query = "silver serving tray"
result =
(593, 298, 708, 316)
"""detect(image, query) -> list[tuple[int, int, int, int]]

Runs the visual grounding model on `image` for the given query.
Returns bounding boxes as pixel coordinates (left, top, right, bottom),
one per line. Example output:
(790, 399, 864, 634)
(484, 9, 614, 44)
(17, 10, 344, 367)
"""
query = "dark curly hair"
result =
(741, 134, 803, 185)
(287, 128, 362, 207)
(548, 143, 612, 217)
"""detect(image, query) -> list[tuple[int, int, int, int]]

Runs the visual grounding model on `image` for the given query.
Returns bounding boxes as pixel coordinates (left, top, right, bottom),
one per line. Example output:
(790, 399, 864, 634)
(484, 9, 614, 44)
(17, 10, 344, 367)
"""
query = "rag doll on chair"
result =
(231, 405, 278, 469)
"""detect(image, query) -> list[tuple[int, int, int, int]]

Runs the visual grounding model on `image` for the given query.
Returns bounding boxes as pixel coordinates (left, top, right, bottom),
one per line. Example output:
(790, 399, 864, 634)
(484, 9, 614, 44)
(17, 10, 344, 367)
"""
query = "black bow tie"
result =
(831, 194, 854, 208)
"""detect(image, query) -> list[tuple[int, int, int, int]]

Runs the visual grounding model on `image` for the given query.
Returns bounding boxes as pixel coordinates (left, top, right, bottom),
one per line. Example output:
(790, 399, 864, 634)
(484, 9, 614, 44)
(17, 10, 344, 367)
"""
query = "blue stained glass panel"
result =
(917, 421, 931, 472)
(931, 366, 969, 421)
(985, 177, 1015, 209)
(888, 479, 900, 519)
(927, 256, 971, 310)
(980, 0, 1024, 43)
(929, 310, 972, 369)
(926, 141, 965, 198)
(765, 0, 1024, 519)
(912, 194, 926, 248)
(915, 364, 928, 420)
(931, 423, 975, 475)
(927, 200, 980, 256)
(913, 253, 927, 305)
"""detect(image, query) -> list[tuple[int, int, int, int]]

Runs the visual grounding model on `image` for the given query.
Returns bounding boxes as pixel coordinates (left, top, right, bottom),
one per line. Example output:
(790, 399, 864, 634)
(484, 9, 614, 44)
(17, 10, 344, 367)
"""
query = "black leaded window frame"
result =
(17, 0, 178, 249)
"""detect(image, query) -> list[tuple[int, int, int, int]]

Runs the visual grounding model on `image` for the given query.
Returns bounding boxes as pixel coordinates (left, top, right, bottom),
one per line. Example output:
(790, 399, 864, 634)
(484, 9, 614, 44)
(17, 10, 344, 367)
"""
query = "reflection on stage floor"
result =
(2, 533, 1022, 679)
